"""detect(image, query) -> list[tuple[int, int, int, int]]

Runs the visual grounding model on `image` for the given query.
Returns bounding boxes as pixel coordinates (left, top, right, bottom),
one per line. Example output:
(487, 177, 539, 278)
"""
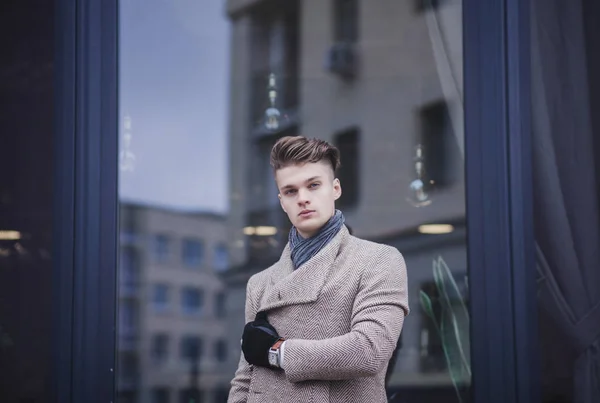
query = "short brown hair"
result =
(270, 136, 341, 173)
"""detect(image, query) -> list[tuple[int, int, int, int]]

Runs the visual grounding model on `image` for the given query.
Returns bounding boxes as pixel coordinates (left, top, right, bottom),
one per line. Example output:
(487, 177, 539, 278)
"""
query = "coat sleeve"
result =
(227, 278, 259, 403)
(282, 247, 409, 382)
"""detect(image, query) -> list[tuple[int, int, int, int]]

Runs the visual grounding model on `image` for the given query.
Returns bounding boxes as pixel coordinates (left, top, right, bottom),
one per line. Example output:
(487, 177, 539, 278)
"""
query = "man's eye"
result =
(285, 189, 296, 195)
(310, 183, 320, 188)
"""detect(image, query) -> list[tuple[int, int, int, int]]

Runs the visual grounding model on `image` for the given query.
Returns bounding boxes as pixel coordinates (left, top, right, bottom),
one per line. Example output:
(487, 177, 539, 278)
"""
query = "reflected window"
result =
(180, 336, 203, 361)
(215, 339, 228, 363)
(120, 246, 139, 292)
(119, 300, 137, 334)
(214, 292, 226, 319)
(153, 234, 170, 263)
(151, 387, 170, 403)
(119, 352, 139, 384)
(213, 243, 229, 272)
(152, 284, 170, 312)
(182, 238, 204, 268)
(181, 287, 203, 315)
(334, 0, 358, 42)
(334, 129, 360, 209)
(418, 100, 460, 190)
(151, 334, 169, 363)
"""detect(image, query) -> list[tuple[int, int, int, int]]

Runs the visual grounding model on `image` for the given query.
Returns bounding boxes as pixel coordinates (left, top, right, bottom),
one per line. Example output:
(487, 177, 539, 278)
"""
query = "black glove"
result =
(241, 311, 280, 368)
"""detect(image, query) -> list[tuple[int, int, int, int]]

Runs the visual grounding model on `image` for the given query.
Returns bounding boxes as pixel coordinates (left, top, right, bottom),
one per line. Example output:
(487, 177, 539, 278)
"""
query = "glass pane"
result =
(531, 1, 600, 402)
(0, 2, 55, 402)
(117, 0, 468, 402)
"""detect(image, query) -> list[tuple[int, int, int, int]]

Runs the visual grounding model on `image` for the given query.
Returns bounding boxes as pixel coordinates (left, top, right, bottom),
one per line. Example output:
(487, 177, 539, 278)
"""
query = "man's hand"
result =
(241, 311, 281, 368)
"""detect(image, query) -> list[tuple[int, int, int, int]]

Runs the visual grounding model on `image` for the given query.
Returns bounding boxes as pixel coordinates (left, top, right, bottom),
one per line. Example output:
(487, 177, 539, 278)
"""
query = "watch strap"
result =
(270, 338, 285, 351)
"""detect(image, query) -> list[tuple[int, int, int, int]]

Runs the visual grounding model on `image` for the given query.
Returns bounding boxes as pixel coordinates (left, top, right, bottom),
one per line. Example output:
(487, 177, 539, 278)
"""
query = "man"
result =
(228, 136, 409, 403)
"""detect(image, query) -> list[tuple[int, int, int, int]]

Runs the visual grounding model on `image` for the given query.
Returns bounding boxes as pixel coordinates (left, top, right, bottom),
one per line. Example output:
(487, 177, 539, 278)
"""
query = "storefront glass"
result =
(116, 1, 470, 402)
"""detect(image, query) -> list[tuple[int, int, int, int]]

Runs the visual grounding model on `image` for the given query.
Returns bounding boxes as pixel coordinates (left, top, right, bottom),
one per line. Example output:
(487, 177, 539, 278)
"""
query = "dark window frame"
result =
(464, 0, 539, 402)
(54, 0, 119, 401)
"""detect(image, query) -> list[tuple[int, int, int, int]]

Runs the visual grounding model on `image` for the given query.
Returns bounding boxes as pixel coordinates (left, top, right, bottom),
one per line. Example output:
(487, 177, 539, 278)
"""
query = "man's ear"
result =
(333, 178, 342, 200)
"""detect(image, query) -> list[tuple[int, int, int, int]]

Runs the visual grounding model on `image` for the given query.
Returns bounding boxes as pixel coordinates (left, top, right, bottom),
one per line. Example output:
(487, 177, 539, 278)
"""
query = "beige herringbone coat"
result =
(228, 226, 409, 403)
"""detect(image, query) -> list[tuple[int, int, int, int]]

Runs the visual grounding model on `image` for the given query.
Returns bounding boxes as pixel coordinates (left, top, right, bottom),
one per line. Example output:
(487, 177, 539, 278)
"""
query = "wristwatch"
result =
(268, 338, 285, 368)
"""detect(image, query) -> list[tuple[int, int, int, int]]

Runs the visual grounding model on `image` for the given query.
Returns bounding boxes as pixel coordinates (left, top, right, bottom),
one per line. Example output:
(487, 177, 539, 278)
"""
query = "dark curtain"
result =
(531, 0, 600, 402)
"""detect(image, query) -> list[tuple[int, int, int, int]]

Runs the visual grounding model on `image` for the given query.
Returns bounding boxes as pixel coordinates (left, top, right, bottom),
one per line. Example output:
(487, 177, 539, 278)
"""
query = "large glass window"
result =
(117, 0, 468, 402)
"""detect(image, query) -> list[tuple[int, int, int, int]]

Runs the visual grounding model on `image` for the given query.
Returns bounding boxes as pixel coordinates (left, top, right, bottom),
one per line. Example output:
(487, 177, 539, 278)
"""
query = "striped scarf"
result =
(288, 209, 345, 270)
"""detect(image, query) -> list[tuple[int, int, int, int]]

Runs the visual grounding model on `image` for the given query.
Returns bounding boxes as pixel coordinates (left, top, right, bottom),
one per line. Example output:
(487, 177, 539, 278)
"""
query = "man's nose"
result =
(297, 188, 311, 204)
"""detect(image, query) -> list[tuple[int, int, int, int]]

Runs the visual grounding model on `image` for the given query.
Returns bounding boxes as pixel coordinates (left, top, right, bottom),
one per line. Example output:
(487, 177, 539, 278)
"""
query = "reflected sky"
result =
(118, 0, 230, 213)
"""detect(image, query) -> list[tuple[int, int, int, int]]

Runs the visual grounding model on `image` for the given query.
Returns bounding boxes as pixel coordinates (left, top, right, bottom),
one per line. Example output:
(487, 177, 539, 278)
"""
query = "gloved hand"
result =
(241, 311, 281, 368)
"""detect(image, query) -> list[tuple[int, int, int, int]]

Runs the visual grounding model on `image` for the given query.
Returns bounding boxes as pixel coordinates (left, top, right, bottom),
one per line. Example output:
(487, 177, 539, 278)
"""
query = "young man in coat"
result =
(228, 136, 409, 403)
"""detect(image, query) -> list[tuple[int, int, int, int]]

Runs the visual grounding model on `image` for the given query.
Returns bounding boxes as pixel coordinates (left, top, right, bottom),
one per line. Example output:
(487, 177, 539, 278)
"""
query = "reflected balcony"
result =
(250, 68, 299, 139)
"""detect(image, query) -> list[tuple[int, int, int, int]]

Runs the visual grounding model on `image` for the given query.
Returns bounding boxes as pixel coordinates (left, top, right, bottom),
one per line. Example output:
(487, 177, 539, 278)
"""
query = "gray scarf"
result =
(288, 209, 345, 270)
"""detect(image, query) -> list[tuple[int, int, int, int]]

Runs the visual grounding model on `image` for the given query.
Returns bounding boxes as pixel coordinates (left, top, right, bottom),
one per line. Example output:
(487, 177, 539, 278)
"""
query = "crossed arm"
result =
(281, 249, 408, 382)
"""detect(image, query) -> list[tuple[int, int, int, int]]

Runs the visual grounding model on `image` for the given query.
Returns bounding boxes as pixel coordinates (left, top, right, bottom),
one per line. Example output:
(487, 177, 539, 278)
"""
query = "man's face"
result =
(275, 161, 342, 238)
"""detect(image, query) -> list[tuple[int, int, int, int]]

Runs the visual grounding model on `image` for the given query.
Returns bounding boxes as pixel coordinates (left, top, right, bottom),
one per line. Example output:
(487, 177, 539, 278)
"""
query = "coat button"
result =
(278, 291, 281, 300)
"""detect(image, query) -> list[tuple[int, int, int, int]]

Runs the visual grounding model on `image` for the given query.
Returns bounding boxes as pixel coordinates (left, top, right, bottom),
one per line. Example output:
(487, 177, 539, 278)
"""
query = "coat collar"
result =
(258, 225, 350, 312)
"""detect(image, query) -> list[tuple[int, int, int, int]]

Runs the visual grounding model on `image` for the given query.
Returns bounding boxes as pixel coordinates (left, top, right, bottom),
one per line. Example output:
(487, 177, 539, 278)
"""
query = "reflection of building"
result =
(222, 0, 467, 397)
(117, 202, 231, 403)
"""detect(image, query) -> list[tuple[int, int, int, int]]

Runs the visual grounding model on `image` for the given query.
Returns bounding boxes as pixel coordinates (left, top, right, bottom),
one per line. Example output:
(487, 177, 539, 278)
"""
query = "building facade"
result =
(117, 204, 231, 403)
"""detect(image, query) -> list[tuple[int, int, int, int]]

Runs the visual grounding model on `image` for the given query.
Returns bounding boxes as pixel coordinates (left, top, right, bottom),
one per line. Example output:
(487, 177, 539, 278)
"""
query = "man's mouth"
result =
(299, 210, 315, 217)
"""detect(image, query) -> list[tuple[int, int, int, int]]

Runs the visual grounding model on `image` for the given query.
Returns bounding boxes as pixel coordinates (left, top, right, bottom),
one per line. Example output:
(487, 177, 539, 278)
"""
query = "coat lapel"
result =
(259, 226, 349, 312)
